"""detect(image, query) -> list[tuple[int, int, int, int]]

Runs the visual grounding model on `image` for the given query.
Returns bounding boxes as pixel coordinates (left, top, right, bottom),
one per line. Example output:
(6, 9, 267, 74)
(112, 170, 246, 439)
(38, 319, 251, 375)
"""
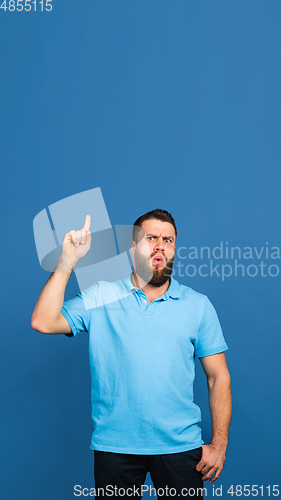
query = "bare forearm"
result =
(208, 373, 232, 450)
(31, 215, 91, 334)
(197, 353, 232, 482)
(31, 256, 73, 331)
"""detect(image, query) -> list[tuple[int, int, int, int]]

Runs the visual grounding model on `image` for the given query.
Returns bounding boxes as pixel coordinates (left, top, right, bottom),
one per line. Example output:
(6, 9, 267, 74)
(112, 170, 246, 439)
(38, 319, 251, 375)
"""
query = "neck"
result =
(132, 270, 170, 302)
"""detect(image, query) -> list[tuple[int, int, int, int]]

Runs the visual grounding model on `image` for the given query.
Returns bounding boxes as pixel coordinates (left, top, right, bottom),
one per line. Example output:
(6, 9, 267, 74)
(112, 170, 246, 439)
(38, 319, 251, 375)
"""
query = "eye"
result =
(147, 236, 154, 241)
(164, 238, 172, 243)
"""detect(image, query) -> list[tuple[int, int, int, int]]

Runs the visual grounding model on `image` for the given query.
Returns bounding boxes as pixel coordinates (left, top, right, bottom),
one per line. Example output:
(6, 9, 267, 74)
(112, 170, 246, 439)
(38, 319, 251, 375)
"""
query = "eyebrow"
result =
(146, 233, 175, 241)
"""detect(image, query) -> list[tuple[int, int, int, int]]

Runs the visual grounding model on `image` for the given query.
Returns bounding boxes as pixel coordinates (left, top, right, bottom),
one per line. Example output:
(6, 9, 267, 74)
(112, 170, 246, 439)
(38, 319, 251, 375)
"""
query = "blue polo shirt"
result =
(61, 274, 228, 455)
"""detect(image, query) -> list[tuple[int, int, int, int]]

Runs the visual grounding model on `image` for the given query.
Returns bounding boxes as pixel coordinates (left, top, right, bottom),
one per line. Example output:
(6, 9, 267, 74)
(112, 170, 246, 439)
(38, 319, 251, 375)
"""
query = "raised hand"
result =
(61, 215, 92, 270)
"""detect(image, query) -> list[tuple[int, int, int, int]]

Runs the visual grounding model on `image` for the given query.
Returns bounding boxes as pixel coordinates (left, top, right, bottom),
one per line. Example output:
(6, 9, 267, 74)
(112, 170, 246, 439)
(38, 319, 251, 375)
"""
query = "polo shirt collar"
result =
(122, 273, 181, 299)
(165, 276, 181, 299)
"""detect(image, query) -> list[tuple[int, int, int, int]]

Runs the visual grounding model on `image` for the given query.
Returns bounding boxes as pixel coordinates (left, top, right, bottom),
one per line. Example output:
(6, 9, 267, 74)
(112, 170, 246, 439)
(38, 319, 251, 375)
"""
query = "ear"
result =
(131, 240, 136, 255)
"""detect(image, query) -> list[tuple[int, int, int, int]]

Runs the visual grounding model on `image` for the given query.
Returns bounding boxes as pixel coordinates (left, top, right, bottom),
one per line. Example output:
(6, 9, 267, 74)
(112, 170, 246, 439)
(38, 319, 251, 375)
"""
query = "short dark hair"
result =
(132, 208, 177, 242)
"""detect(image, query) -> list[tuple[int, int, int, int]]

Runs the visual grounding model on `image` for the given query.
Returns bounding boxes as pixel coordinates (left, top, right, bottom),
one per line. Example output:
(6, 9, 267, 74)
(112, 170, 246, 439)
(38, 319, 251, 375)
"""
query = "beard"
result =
(134, 250, 174, 287)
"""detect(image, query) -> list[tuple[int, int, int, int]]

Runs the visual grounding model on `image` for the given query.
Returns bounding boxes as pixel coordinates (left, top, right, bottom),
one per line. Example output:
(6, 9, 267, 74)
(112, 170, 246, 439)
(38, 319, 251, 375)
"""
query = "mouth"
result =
(152, 255, 165, 266)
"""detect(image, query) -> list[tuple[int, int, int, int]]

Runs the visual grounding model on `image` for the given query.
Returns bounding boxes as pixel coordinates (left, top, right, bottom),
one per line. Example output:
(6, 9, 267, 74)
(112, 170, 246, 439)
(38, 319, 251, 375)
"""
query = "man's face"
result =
(131, 219, 176, 287)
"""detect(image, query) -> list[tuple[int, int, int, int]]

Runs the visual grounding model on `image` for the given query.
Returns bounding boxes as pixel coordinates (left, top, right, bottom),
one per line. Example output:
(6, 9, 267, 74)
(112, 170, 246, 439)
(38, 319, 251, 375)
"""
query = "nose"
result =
(154, 237, 164, 251)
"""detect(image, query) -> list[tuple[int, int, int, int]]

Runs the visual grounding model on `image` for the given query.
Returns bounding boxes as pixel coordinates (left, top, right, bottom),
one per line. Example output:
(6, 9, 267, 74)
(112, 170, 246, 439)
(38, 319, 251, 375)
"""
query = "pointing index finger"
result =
(83, 214, 91, 232)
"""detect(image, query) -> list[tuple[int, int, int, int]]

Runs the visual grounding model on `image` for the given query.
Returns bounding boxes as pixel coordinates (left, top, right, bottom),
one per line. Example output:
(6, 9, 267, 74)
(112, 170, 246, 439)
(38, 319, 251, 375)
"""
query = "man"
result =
(31, 208, 232, 498)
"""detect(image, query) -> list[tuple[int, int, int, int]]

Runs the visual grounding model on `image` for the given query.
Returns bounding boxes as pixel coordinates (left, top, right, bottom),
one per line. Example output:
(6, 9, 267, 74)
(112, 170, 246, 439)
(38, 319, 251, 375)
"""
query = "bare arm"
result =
(196, 352, 232, 483)
(31, 215, 91, 334)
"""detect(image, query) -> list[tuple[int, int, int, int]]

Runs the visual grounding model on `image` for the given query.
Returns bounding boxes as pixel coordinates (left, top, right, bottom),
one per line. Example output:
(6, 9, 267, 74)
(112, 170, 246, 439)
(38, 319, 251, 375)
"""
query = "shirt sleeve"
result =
(61, 285, 98, 337)
(194, 296, 228, 358)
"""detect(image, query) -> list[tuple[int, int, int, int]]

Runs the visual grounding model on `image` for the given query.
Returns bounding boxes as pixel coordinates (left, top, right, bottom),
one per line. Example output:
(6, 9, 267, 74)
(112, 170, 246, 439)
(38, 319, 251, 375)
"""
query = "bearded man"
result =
(31, 208, 231, 499)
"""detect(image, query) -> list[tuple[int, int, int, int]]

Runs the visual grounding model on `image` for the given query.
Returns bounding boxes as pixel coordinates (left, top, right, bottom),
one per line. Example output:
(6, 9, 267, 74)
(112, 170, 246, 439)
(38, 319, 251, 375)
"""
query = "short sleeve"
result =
(194, 296, 228, 358)
(61, 285, 98, 337)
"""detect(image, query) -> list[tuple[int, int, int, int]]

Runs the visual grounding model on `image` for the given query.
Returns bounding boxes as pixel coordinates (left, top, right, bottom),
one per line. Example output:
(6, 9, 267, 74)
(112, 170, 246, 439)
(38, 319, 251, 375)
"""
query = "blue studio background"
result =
(1, 1, 281, 499)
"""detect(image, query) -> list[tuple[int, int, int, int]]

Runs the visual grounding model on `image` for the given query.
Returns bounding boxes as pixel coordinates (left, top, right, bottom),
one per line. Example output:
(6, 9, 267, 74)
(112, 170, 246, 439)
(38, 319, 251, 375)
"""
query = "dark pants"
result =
(94, 448, 204, 498)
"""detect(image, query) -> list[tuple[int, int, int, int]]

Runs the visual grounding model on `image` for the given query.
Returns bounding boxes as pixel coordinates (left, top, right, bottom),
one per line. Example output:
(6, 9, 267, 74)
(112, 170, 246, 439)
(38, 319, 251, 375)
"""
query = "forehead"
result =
(141, 219, 176, 238)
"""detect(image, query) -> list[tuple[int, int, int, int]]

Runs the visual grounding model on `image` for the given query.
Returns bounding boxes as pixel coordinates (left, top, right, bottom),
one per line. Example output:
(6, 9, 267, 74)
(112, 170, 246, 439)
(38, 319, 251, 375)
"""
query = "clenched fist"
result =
(61, 215, 92, 270)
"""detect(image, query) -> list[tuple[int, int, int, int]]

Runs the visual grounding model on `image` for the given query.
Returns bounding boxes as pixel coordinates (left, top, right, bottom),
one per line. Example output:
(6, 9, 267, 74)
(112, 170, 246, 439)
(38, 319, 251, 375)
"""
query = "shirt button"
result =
(143, 298, 147, 304)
